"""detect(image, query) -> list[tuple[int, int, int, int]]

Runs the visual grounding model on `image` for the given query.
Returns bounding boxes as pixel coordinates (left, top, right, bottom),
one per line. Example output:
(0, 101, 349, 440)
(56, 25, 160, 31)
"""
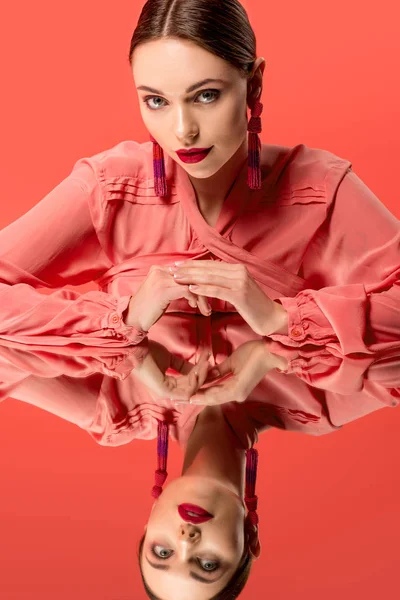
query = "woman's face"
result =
(140, 475, 248, 599)
(131, 37, 252, 178)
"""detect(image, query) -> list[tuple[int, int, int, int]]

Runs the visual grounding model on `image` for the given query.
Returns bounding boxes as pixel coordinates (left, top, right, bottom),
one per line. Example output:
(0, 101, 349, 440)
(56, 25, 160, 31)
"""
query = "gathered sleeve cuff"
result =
(269, 284, 373, 353)
(0, 284, 149, 350)
(262, 165, 400, 394)
(263, 278, 400, 394)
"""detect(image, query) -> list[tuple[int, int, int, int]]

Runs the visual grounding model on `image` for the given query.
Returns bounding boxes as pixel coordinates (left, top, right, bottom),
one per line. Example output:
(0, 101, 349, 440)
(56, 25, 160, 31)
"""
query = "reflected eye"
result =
(151, 546, 220, 572)
(153, 545, 173, 558)
(198, 558, 219, 572)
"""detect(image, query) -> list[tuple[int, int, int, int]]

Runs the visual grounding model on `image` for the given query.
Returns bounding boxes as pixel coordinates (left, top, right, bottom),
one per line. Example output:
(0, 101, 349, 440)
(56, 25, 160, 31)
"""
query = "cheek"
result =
(222, 525, 245, 563)
(214, 102, 247, 139)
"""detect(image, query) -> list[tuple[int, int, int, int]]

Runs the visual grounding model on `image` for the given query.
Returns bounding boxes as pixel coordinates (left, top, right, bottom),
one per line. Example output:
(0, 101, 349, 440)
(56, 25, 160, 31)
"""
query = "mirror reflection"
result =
(1, 0, 399, 597)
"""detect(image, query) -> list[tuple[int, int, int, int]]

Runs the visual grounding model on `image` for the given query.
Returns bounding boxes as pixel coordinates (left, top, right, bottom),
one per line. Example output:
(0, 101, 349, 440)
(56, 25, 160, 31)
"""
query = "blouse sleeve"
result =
(0, 158, 148, 364)
(0, 339, 146, 408)
(265, 168, 400, 391)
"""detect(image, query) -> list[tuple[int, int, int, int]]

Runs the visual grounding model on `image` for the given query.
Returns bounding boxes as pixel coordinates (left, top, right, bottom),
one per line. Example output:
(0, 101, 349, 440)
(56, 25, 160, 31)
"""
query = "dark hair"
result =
(137, 531, 253, 599)
(129, 2, 258, 594)
(128, 0, 257, 81)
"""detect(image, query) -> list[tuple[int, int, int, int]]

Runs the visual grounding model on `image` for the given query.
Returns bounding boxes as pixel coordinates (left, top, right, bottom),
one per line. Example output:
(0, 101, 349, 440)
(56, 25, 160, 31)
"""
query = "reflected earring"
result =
(151, 420, 169, 498)
(244, 447, 259, 527)
(247, 98, 263, 190)
(150, 135, 168, 197)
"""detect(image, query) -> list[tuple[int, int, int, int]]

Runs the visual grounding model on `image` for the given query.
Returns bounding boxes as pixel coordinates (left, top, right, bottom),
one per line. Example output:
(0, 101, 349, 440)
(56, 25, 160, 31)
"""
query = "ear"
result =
(246, 523, 261, 560)
(248, 57, 266, 103)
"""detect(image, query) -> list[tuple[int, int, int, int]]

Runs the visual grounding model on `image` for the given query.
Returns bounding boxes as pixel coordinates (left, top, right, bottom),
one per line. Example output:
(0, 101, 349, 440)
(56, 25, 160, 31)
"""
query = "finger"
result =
(187, 349, 211, 388)
(171, 260, 240, 272)
(190, 380, 237, 406)
(183, 288, 203, 309)
(196, 295, 212, 316)
(189, 388, 223, 406)
(182, 288, 198, 308)
(205, 356, 233, 380)
(194, 351, 213, 388)
(165, 276, 210, 315)
(174, 350, 211, 403)
(169, 351, 209, 377)
(186, 291, 211, 315)
(168, 353, 191, 375)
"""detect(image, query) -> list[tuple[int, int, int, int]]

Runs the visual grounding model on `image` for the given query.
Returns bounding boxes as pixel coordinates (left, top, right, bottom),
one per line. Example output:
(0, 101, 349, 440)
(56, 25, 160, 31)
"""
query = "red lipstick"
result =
(176, 147, 213, 164)
(178, 503, 214, 524)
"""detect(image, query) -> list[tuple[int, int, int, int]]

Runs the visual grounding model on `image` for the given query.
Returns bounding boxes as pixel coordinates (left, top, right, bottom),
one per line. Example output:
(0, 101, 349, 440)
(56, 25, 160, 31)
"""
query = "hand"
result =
(169, 260, 286, 336)
(176, 339, 285, 407)
(130, 341, 213, 402)
(123, 264, 213, 333)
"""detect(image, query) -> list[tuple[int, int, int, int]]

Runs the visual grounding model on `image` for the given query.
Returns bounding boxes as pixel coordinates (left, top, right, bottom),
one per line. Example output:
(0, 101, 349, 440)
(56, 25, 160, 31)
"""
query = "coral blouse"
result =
(0, 140, 399, 447)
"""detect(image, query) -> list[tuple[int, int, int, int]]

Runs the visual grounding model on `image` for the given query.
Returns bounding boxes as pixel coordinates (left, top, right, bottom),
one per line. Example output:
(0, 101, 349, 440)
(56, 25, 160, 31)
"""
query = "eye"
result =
(143, 96, 167, 110)
(152, 545, 173, 558)
(198, 558, 220, 572)
(151, 546, 220, 572)
(196, 90, 220, 104)
(142, 89, 220, 111)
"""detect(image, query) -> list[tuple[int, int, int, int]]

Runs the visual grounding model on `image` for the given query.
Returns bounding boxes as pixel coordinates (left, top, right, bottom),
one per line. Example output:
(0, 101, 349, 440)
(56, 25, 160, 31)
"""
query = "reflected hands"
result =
(176, 339, 287, 407)
(131, 340, 213, 402)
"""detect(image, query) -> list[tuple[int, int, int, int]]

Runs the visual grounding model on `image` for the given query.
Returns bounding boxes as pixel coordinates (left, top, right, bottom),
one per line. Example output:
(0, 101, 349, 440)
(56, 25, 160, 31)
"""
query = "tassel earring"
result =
(150, 135, 168, 197)
(247, 99, 263, 190)
(151, 420, 169, 498)
(150, 420, 260, 523)
(244, 447, 259, 527)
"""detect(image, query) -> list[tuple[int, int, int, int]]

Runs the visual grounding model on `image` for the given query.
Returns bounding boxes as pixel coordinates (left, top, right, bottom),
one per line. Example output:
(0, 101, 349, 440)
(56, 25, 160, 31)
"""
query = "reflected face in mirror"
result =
(131, 37, 252, 179)
(140, 474, 248, 600)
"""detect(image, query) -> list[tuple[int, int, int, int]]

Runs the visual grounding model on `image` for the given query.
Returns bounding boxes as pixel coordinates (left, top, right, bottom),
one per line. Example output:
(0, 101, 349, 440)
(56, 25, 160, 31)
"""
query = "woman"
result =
(0, 338, 264, 599)
(0, 0, 399, 597)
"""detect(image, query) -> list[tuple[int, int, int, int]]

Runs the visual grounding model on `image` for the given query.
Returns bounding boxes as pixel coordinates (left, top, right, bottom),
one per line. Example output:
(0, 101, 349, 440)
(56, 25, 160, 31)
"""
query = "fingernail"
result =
(174, 260, 185, 265)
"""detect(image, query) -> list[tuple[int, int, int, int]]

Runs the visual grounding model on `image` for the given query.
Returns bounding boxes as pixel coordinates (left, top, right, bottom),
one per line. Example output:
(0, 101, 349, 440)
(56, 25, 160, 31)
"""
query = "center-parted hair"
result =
(137, 420, 260, 599)
(128, 0, 257, 76)
(128, 1, 262, 596)
(128, 0, 264, 196)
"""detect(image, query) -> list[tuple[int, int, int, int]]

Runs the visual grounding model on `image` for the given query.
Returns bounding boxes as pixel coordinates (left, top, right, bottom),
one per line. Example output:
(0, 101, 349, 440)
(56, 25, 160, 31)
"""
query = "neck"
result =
(180, 405, 246, 500)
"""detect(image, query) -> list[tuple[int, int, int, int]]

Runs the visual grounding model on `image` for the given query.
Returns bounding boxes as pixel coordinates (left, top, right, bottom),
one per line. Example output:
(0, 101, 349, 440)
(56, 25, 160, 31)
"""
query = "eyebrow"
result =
(137, 78, 228, 96)
(145, 556, 225, 584)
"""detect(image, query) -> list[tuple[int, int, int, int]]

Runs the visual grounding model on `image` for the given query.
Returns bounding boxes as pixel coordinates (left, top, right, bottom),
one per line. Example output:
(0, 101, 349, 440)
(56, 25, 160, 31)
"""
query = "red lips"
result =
(178, 503, 214, 524)
(176, 147, 213, 163)
(176, 147, 211, 155)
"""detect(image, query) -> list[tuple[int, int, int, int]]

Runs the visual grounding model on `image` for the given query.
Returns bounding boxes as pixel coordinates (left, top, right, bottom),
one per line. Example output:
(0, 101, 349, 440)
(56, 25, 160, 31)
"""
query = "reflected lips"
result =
(178, 503, 214, 524)
(176, 147, 213, 163)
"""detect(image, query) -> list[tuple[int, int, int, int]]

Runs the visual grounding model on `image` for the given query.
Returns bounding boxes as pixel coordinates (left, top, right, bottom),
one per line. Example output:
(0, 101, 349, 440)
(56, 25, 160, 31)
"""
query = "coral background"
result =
(0, 0, 399, 598)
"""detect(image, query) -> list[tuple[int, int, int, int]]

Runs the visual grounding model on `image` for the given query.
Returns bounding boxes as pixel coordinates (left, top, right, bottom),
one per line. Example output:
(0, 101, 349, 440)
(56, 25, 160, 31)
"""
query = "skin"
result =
(131, 37, 265, 222)
(140, 404, 261, 600)
(130, 37, 265, 597)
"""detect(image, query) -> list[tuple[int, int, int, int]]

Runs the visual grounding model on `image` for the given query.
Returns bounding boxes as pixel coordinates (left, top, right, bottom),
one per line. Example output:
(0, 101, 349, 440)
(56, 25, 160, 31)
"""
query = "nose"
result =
(174, 107, 198, 142)
(179, 522, 201, 542)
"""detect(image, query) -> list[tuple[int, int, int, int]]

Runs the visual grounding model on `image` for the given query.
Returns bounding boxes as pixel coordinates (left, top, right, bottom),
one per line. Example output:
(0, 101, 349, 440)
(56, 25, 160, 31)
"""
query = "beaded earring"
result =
(151, 420, 259, 530)
(151, 420, 169, 498)
(247, 98, 263, 191)
(244, 447, 259, 527)
(150, 96, 263, 195)
(150, 135, 168, 198)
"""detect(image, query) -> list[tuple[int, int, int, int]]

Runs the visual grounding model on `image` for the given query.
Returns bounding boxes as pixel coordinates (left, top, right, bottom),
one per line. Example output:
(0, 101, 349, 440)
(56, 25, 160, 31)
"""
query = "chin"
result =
(183, 157, 231, 179)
